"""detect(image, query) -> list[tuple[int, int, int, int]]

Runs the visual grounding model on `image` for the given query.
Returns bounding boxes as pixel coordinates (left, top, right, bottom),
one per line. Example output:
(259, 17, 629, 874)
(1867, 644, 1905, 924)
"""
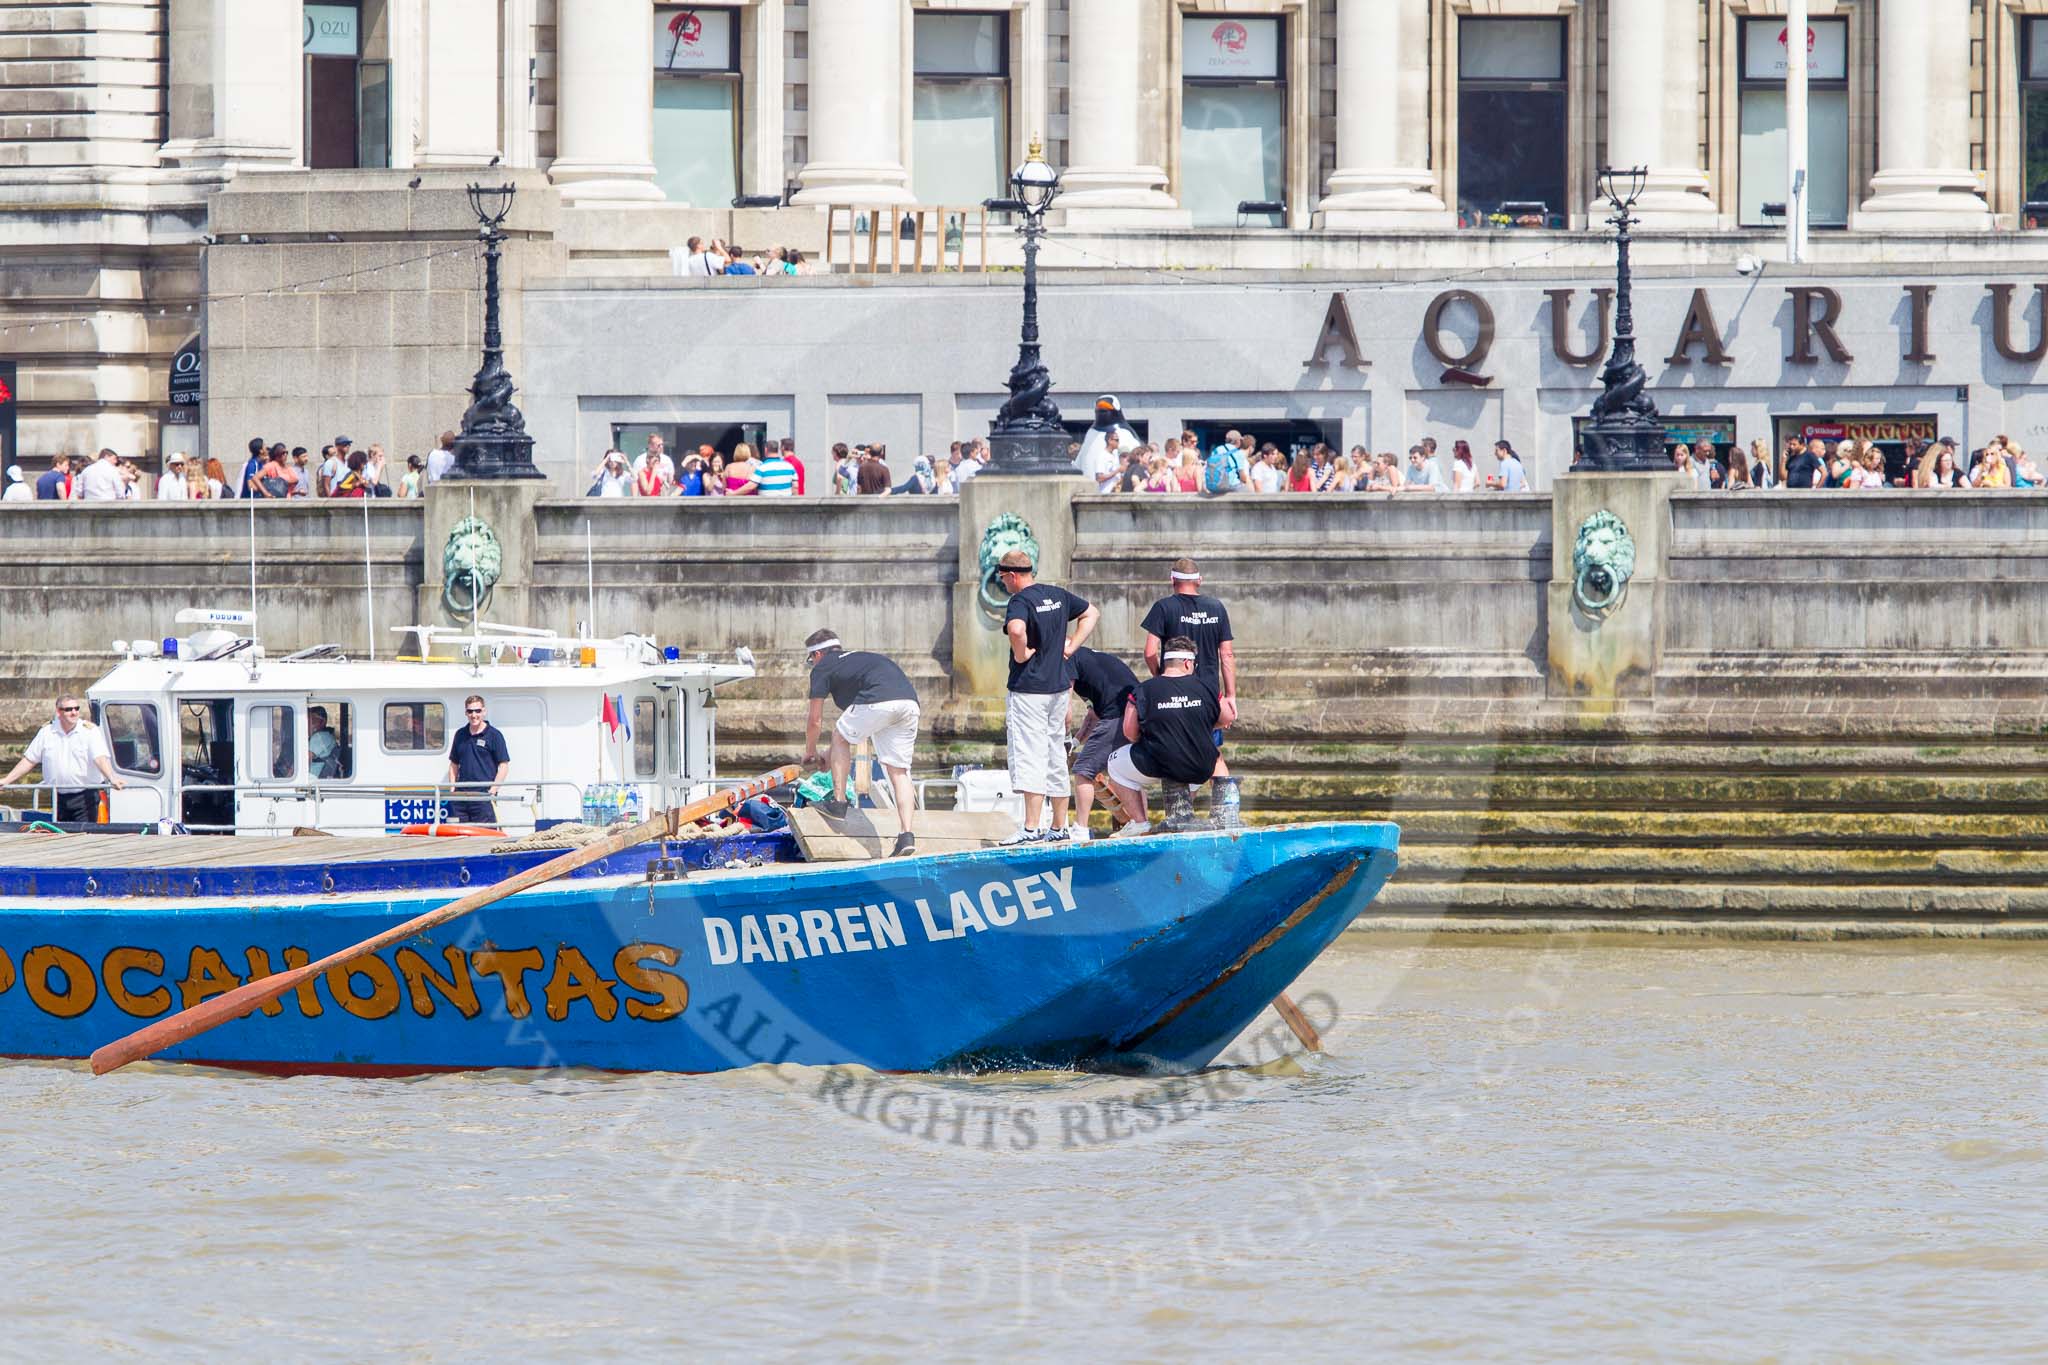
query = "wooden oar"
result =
(90, 765, 797, 1076)
(1272, 993, 1323, 1053)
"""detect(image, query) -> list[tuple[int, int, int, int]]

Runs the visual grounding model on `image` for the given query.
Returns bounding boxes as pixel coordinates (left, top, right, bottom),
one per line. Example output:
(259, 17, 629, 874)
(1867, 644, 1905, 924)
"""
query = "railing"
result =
(823, 204, 991, 273)
(0, 783, 168, 825)
(153, 779, 611, 836)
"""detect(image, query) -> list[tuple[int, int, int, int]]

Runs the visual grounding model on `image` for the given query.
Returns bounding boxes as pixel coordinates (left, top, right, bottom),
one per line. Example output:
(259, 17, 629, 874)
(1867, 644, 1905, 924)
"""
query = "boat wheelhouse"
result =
(75, 610, 753, 836)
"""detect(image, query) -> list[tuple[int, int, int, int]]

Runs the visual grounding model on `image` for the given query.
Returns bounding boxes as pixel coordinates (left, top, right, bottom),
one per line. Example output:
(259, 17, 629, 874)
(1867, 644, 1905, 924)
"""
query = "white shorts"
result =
(835, 699, 920, 771)
(1106, 744, 1158, 792)
(1005, 690, 1071, 797)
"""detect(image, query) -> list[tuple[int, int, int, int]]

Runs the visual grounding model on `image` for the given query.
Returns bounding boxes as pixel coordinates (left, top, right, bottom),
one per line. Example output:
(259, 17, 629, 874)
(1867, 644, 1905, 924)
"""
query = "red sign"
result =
(1211, 20, 1248, 54)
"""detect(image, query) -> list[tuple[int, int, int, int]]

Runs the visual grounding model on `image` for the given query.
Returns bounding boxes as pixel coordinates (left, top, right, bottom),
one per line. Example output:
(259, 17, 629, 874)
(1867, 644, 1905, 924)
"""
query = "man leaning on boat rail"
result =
(801, 628, 921, 858)
(0, 694, 124, 823)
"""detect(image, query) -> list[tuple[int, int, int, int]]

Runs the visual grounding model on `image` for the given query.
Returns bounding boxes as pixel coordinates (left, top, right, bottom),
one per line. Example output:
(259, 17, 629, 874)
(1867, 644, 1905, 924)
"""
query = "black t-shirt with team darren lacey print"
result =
(1139, 593, 1233, 689)
(1130, 674, 1221, 785)
(1004, 583, 1091, 693)
(808, 650, 918, 709)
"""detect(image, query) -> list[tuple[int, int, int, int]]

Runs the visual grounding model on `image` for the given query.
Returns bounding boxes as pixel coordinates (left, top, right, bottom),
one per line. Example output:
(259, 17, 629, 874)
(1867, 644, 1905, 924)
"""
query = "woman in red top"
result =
(633, 456, 665, 498)
(1286, 451, 1314, 492)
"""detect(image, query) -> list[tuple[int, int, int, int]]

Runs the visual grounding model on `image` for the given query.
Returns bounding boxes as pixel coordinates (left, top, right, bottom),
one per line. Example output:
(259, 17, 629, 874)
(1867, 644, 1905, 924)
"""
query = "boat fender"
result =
(399, 824, 506, 838)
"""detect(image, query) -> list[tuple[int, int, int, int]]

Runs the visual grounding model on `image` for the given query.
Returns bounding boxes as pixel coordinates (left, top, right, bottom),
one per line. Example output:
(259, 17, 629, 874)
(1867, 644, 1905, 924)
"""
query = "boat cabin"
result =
(84, 610, 754, 836)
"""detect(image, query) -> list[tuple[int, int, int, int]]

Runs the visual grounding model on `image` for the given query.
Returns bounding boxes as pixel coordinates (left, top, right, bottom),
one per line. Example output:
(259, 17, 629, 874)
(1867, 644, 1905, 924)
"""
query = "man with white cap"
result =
(801, 628, 921, 857)
(1103, 635, 1221, 837)
(1139, 556, 1237, 774)
(157, 452, 191, 500)
(2, 464, 30, 502)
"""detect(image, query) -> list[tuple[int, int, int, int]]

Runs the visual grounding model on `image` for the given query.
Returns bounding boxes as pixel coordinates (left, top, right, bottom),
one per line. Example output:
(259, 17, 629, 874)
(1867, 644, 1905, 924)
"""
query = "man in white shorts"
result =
(1104, 636, 1221, 837)
(800, 627, 921, 857)
(998, 549, 1099, 843)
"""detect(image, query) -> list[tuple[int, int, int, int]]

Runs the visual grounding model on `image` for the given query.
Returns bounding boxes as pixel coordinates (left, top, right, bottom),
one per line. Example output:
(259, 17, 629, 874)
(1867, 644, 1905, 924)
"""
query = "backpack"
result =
(1203, 447, 1240, 495)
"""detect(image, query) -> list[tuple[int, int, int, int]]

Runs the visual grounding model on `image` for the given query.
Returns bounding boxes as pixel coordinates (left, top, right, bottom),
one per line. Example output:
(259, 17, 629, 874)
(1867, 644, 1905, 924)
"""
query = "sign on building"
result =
(169, 334, 201, 407)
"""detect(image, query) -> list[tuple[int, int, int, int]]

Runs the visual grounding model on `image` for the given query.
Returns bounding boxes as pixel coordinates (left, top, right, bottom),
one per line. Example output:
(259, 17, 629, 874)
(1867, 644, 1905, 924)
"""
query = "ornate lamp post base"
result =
(450, 428, 545, 481)
(987, 429, 1076, 476)
(1580, 415, 1668, 473)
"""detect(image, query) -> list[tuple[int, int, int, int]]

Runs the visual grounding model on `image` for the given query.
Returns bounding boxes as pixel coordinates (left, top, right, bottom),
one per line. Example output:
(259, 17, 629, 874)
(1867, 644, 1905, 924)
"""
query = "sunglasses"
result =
(58, 706, 80, 713)
(466, 708, 484, 715)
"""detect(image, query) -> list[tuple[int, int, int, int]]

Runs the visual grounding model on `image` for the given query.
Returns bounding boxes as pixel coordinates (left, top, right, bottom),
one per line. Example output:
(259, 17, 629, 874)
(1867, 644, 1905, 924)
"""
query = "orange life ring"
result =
(400, 824, 505, 837)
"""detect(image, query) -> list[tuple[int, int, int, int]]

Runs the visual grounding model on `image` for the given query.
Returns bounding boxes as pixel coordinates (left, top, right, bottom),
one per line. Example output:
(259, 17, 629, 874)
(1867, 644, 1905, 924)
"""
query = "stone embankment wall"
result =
(4, 482, 2047, 931)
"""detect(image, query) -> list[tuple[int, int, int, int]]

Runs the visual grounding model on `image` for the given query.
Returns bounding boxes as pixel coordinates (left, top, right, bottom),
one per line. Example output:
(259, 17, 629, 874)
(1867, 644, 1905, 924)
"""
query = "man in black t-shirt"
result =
(1103, 636, 1220, 836)
(801, 627, 920, 855)
(446, 694, 511, 825)
(998, 549, 1099, 844)
(1139, 556, 1237, 774)
(1067, 645, 1138, 842)
(1783, 436, 1821, 490)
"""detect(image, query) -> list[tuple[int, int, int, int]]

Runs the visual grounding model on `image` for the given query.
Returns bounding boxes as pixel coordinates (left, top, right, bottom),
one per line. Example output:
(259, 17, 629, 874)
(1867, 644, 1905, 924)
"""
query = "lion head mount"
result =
(443, 515, 504, 619)
(977, 513, 1040, 620)
(1572, 509, 1636, 620)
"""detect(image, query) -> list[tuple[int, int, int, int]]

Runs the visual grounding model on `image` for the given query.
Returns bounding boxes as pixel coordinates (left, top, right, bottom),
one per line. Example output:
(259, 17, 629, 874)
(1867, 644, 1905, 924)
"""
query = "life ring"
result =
(400, 824, 505, 837)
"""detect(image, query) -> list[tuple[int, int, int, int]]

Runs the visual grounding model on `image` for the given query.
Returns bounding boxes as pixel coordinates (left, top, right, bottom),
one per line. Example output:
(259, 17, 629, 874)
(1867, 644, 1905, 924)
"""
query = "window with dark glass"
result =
(102, 703, 161, 776)
(1737, 17, 1849, 227)
(652, 7, 742, 206)
(913, 12, 1009, 207)
(382, 702, 447, 753)
(633, 699, 657, 777)
(249, 705, 296, 781)
(1180, 15, 1286, 226)
(2023, 20, 2048, 225)
(303, 1, 390, 169)
(1457, 18, 1568, 228)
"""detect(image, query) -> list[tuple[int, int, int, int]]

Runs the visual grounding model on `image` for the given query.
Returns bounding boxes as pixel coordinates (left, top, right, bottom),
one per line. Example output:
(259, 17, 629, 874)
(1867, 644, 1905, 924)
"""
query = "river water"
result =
(6, 938, 2046, 1360)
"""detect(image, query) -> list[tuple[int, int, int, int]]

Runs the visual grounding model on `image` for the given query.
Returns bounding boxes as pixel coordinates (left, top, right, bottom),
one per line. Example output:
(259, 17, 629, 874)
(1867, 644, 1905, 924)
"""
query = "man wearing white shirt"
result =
(0, 695, 123, 822)
(427, 430, 457, 484)
(157, 451, 190, 500)
(76, 447, 125, 501)
(683, 236, 717, 277)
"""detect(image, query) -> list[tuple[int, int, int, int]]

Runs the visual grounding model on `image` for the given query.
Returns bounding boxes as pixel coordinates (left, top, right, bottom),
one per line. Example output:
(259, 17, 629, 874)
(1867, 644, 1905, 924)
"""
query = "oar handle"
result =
(90, 765, 798, 1076)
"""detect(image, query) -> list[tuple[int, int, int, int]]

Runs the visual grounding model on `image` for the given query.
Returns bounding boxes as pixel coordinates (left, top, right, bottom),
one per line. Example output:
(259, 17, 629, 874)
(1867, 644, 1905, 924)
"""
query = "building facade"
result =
(3, 0, 2047, 480)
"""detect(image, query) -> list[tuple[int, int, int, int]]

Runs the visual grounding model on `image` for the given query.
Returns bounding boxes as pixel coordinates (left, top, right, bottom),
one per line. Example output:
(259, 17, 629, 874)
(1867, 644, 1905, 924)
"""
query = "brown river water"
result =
(5, 938, 2046, 1360)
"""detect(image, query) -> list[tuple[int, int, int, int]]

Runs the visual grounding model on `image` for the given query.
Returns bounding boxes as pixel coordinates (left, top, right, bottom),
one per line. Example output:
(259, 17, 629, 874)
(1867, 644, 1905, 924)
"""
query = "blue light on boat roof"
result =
(663, 646, 680, 662)
(161, 637, 178, 659)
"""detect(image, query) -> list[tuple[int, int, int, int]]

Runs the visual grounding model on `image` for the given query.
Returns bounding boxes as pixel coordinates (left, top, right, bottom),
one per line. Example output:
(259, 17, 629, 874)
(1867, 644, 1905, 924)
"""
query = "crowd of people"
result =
(3, 432, 460, 503)
(677, 237, 811, 278)
(1658, 434, 2046, 490)
(584, 435, 1000, 499)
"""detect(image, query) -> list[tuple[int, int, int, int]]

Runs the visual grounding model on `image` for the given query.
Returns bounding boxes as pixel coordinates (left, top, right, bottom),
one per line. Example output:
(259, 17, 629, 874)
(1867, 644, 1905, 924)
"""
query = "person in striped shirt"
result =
(754, 445, 797, 497)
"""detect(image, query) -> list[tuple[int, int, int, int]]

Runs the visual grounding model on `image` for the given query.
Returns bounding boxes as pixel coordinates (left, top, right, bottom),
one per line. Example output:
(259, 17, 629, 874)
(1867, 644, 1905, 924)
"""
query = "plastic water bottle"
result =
(581, 790, 599, 826)
(624, 787, 643, 823)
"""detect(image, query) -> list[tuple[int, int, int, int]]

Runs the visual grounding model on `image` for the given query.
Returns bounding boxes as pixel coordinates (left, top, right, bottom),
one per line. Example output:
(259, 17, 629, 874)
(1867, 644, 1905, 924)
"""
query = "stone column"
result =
(1059, 0, 1179, 219)
(1318, 0, 1450, 228)
(549, 0, 663, 203)
(1604, 0, 1714, 227)
(417, 0, 504, 165)
(792, 0, 911, 204)
(1853, 0, 1990, 229)
(160, 0, 304, 169)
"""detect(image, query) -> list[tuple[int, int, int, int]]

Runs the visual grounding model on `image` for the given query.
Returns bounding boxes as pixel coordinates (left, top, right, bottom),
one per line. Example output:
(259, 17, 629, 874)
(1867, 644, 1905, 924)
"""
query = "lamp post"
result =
(982, 139, 1074, 475)
(449, 182, 545, 481)
(1581, 165, 1669, 473)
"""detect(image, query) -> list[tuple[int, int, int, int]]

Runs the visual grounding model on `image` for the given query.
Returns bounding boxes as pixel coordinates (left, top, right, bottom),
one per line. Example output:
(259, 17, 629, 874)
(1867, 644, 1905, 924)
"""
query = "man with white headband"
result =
(801, 627, 921, 857)
(1139, 556, 1237, 773)
(1103, 634, 1221, 837)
